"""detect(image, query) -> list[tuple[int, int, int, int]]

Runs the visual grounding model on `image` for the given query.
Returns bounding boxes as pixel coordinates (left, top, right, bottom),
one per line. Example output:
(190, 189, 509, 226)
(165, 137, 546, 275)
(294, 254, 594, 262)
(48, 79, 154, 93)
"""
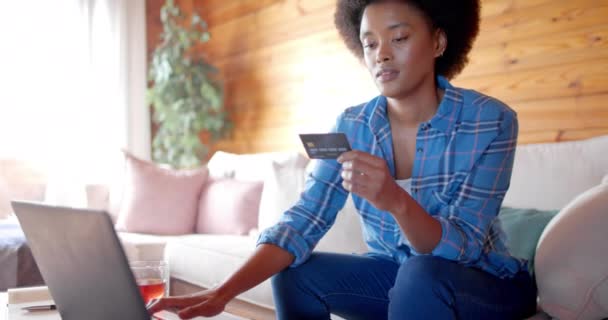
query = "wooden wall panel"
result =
(146, 0, 608, 155)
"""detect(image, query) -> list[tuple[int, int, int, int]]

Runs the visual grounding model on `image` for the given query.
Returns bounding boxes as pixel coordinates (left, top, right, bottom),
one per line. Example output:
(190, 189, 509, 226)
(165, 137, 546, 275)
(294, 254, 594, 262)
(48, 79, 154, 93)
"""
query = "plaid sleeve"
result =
(432, 111, 518, 264)
(256, 115, 350, 267)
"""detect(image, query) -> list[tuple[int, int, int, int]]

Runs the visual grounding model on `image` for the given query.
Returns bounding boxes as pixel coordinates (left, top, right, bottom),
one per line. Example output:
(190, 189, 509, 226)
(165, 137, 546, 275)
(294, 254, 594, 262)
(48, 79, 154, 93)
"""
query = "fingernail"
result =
(337, 156, 343, 163)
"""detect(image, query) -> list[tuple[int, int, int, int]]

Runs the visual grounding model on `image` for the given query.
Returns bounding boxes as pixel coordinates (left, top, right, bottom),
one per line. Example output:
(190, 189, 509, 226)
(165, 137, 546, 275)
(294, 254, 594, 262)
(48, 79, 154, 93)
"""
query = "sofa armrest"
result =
(116, 232, 176, 262)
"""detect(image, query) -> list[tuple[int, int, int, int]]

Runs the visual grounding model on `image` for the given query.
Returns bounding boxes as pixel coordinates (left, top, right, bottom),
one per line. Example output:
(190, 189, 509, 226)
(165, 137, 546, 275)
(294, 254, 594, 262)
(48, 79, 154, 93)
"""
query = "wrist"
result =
(215, 281, 238, 304)
(389, 184, 410, 218)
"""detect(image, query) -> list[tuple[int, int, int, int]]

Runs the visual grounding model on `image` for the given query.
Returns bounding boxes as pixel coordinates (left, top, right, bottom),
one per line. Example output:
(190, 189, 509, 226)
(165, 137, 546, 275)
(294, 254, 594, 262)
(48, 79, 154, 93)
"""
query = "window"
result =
(0, 0, 147, 210)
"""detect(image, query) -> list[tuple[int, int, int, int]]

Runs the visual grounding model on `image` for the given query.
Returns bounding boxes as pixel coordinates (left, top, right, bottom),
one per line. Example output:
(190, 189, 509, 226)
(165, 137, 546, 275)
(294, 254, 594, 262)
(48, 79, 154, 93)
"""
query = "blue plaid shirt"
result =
(258, 76, 527, 279)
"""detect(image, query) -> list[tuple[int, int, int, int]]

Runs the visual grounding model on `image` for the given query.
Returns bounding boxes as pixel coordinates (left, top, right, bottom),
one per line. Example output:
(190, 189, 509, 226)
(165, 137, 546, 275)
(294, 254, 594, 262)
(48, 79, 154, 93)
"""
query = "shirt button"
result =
(417, 148, 423, 153)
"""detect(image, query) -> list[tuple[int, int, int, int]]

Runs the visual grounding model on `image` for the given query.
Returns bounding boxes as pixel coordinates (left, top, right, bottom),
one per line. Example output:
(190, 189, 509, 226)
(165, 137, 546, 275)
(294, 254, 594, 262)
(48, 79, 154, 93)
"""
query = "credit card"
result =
(299, 133, 352, 159)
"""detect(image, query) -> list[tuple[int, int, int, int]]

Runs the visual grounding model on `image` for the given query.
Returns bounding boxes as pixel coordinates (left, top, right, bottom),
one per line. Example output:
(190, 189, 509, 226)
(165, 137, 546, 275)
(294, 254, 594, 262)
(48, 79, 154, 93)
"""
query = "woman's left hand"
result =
(337, 151, 405, 212)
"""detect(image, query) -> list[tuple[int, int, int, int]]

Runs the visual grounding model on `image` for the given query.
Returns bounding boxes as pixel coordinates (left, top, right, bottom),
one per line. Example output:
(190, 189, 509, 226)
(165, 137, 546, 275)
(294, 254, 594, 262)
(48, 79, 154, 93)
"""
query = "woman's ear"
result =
(434, 29, 447, 58)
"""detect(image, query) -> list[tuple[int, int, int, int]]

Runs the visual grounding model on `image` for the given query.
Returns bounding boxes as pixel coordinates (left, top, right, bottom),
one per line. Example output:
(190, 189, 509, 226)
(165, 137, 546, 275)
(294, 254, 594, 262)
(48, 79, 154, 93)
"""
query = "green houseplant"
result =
(148, 0, 230, 168)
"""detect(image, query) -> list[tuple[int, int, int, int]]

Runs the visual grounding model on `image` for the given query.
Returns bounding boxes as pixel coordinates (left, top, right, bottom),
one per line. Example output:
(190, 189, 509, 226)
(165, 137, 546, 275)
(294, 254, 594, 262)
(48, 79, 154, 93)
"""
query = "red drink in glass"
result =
(137, 278, 166, 305)
(130, 261, 169, 305)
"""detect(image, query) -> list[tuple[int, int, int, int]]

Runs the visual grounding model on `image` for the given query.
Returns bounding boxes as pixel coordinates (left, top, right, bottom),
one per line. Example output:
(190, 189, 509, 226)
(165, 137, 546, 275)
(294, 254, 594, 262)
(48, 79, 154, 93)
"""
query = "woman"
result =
(149, 1, 538, 319)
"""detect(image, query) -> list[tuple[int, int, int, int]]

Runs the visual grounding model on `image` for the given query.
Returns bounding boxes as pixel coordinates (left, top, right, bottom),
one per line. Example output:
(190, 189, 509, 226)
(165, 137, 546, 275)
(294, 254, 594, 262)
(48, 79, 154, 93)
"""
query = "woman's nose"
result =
(376, 43, 392, 63)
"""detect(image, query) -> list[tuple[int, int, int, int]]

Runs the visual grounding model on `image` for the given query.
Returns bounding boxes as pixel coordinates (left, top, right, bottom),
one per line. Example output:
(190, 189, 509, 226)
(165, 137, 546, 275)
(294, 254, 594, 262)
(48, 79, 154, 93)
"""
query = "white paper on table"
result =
(7, 286, 53, 305)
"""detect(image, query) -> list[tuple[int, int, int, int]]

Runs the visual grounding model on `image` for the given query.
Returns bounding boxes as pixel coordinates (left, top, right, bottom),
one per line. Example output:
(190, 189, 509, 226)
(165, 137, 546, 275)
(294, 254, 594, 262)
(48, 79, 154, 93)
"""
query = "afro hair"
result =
(334, 0, 480, 79)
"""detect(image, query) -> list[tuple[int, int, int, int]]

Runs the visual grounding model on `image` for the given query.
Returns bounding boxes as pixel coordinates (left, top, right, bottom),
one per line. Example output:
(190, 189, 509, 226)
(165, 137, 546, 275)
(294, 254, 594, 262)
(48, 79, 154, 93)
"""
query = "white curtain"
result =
(0, 0, 148, 206)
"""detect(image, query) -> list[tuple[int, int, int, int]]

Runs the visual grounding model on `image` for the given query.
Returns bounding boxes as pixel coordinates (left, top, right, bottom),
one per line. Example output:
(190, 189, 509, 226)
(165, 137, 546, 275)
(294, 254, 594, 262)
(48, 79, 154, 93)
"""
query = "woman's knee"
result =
(389, 255, 454, 301)
(400, 255, 447, 279)
(271, 266, 302, 295)
(271, 254, 336, 320)
(271, 253, 326, 295)
(388, 256, 458, 319)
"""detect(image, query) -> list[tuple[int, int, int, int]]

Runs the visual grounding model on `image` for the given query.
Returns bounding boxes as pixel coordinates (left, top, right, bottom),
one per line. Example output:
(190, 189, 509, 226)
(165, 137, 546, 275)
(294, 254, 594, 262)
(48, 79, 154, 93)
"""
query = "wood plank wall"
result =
(146, 0, 608, 156)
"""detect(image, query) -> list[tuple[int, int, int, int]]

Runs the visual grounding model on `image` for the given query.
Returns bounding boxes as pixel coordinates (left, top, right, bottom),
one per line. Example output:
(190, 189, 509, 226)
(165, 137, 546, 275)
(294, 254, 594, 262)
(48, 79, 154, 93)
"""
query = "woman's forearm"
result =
(214, 243, 295, 303)
(390, 188, 442, 254)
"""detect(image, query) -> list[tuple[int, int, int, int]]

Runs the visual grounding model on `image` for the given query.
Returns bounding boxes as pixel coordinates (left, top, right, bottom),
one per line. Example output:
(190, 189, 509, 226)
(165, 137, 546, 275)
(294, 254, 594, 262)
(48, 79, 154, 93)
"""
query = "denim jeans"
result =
(271, 253, 537, 320)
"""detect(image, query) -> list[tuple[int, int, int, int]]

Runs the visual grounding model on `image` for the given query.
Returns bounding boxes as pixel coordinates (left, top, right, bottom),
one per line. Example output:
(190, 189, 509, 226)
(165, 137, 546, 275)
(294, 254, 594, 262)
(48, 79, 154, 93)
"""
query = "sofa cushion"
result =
(504, 135, 608, 210)
(164, 234, 275, 309)
(497, 207, 559, 274)
(166, 196, 367, 311)
(196, 178, 263, 235)
(535, 183, 608, 319)
(115, 152, 208, 235)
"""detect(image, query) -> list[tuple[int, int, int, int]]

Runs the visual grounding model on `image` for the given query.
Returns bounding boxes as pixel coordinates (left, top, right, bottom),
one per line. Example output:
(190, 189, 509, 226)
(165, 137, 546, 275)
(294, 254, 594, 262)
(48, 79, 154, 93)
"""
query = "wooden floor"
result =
(170, 279, 276, 320)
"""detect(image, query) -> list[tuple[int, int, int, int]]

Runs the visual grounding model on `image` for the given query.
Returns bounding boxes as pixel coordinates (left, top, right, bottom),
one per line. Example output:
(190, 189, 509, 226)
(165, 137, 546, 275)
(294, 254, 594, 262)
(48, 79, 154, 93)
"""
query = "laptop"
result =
(11, 200, 152, 320)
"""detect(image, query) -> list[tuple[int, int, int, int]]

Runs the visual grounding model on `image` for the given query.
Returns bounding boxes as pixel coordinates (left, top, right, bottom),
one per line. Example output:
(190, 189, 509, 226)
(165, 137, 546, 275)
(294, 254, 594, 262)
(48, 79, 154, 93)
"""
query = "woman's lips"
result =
(377, 70, 399, 83)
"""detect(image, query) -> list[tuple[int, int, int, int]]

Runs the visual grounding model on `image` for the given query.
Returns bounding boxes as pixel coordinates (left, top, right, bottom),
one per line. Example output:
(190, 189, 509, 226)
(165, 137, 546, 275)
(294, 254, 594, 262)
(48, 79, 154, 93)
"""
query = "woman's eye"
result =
(363, 42, 377, 49)
(393, 37, 408, 43)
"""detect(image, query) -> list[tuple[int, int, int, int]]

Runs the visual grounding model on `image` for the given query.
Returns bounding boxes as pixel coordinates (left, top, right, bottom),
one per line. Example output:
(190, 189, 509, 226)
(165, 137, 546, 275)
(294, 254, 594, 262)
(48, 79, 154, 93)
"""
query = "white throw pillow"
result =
(535, 183, 608, 319)
(257, 157, 367, 255)
(257, 156, 309, 232)
(80, 149, 129, 223)
(315, 195, 367, 254)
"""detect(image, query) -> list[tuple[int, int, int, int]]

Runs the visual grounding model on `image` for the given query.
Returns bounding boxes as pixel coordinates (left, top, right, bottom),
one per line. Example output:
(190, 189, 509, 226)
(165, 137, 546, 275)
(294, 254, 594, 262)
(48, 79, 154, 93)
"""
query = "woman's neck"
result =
(386, 75, 443, 128)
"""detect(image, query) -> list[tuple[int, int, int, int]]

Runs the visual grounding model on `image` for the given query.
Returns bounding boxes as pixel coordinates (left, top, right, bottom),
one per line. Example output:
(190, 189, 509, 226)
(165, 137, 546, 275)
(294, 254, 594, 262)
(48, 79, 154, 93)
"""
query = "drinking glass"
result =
(130, 260, 169, 305)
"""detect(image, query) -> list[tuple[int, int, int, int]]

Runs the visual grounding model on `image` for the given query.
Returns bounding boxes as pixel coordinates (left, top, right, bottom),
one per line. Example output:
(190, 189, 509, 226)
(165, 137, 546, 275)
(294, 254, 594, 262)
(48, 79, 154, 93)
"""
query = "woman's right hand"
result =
(147, 287, 230, 319)
(147, 244, 293, 319)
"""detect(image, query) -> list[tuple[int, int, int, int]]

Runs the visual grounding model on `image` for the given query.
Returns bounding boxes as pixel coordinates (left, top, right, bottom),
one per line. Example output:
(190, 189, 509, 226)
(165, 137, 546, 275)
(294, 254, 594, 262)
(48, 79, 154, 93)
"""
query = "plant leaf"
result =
(149, 0, 231, 168)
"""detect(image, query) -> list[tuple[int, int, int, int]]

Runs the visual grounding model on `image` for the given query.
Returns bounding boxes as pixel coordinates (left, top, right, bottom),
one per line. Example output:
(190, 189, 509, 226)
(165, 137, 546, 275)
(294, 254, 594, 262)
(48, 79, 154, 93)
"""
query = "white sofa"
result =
(104, 135, 608, 319)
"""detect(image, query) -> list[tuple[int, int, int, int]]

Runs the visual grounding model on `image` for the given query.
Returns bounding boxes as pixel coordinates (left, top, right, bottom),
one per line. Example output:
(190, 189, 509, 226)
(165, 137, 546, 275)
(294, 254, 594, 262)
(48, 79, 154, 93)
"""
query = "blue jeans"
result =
(271, 253, 537, 319)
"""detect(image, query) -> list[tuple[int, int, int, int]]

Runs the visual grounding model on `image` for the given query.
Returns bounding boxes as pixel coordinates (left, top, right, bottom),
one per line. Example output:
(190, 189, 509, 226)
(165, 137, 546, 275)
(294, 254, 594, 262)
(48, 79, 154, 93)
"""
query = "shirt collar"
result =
(367, 76, 463, 136)
(429, 76, 463, 135)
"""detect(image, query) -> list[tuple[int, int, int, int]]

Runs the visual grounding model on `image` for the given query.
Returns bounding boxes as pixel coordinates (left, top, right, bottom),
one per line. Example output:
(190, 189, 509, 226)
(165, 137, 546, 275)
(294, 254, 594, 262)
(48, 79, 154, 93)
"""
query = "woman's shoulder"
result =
(340, 95, 385, 120)
(454, 86, 517, 125)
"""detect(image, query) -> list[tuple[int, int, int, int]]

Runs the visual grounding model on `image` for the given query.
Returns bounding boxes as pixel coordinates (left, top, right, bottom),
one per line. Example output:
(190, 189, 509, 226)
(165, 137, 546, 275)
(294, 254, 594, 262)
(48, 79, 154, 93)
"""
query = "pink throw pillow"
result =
(116, 152, 208, 235)
(196, 177, 263, 235)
